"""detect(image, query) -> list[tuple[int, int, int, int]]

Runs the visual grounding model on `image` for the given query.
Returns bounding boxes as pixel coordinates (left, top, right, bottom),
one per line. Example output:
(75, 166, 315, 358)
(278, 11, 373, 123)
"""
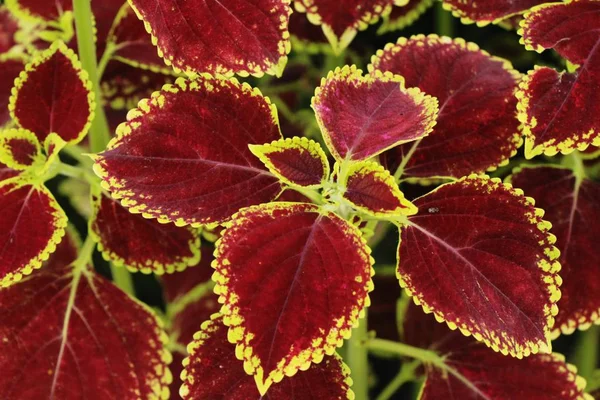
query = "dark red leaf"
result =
(0, 161, 18, 182)
(10, 41, 94, 145)
(0, 128, 44, 171)
(5, 0, 71, 22)
(377, 0, 435, 34)
(510, 165, 600, 337)
(369, 272, 403, 342)
(397, 174, 561, 357)
(93, 77, 283, 226)
(0, 54, 25, 127)
(0, 6, 19, 53)
(127, 0, 292, 77)
(0, 179, 67, 288)
(312, 65, 438, 161)
(162, 246, 216, 304)
(371, 35, 522, 180)
(518, 0, 600, 157)
(213, 202, 373, 392)
(442, 0, 545, 25)
(181, 314, 353, 399)
(288, 10, 328, 53)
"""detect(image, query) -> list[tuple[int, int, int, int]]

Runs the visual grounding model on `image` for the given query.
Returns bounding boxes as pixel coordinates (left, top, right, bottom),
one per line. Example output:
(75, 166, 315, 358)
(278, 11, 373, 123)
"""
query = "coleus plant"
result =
(0, 0, 600, 400)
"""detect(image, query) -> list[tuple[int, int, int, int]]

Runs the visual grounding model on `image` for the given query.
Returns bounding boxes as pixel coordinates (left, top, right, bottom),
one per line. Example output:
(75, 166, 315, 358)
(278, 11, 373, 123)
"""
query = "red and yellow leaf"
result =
(370, 35, 522, 180)
(127, 0, 292, 77)
(89, 188, 202, 274)
(0, 161, 18, 182)
(341, 160, 417, 218)
(9, 41, 94, 145)
(0, 54, 25, 127)
(213, 202, 373, 393)
(249, 137, 329, 188)
(92, 77, 283, 226)
(0, 235, 172, 399)
(377, 0, 434, 34)
(0, 179, 66, 288)
(517, 0, 600, 157)
(312, 65, 438, 162)
(0, 6, 19, 54)
(442, 0, 546, 26)
(5, 0, 71, 23)
(0, 128, 44, 171)
(510, 165, 600, 337)
(397, 174, 561, 358)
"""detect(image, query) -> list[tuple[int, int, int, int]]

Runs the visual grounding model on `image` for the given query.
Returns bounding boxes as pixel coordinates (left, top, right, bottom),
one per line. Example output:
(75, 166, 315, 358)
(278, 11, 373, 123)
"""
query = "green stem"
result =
(346, 312, 369, 400)
(376, 360, 420, 400)
(110, 264, 135, 296)
(394, 140, 421, 182)
(436, 2, 455, 37)
(56, 161, 98, 184)
(573, 326, 600, 382)
(291, 186, 324, 205)
(72, 0, 111, 153)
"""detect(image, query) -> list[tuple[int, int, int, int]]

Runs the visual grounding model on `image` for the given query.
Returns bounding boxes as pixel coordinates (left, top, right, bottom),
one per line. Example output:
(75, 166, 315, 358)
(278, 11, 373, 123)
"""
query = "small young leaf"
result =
(89, 188, 202, 274)
(442, 0, 546, 26)
(510, 165, 600, 337)
(0, 179, 66, 288)
(249, 137, 329, 188)
(397, 174, 561, 358)
(377, 0, 435, 34)
(370, 35, 522, 180)
(0, 54, 25, 127)
(341, 160, 417, 218)
(127, 0, 292, 77)
(518, 0, 600, 157)
(312, 65, 438, 162)
(181, 314, 353, 399)
(213, 202, 373, 393)
(0, 128, 44, 171)
(9, 41, 95, 145)
(93, 77, 283, 226)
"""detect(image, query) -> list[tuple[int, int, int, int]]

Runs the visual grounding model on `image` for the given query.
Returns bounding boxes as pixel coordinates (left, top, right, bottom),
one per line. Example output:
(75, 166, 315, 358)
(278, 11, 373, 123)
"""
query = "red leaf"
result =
(510, 165, 600, 337)
(0, 236, 171, 399)
(288, 10, 328, 53)
(0, 54, 25, 127)
(0, 6, 19, 53)
(397, 174, 561, 358)
(9, 41, 94, 145)
(93, 77, 283, 226)
(377, 0, 435, 34)
(0, 161, 18, 182)
(181, 314, 353, 399)
(371, 35, 522, 180)
(369, 272, 403, 342)
(442, 0, 545, 25)
(518, 0, 600, 157)
(213, 202, 373, 393)
(90, 189, 201, 274)
(0, 128, 44, 171)
(312, 65, 438, 162)
(5, 0, 71, 22)
(0, 179, 67, 288)
(162, 246, 216, 304)
(127, 0, 292, 77)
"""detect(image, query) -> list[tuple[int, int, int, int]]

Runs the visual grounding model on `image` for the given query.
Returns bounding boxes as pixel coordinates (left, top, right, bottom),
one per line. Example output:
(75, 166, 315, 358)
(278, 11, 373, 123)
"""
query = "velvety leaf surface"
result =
(0, 55, 25, 127)
(213, 202, 373, 392)
(249, 137, 329, 188)
(0, 6, 19, 53)
(5, 0, 71, 22)
(378, 0, 434, 34)
(128, 0, 292, 77)
(10, 41, 94, 144)
(312, 65, 438, 161)
(342, 160, 417, 217)
(93, 77, 283, 226)
(402, 303, 591, 400)
(90, 189, 201, 274)
(397, 174, 561, 358)
(510, 165, 600, 337)
(0, 128, 44, 171)
(518, 0, 600, 157)
(0, 237, 172, 399)
(371, 35, 522, 180)
(180, 314, 353, 399)
(442, 0, 546, 25)
(0, 180, 67, 287)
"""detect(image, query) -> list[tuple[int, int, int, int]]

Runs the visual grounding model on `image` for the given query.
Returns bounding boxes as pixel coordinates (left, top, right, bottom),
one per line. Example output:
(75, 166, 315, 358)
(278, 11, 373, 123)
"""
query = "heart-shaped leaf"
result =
(442, 0, 546, 26)
(377, 0, 434, 34)
(93, 77, 283, 226)
(370, 35, 522, 180)
(213, 202, 373, 393)
(0, 54, 25, 127)
(397, 174, 561, 358)
(0, 128, 44, 171)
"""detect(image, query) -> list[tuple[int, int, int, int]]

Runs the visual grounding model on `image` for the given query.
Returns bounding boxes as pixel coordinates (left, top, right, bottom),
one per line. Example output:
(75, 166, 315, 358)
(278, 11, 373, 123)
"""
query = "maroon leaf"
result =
(5, 0, 72, 22)
(0, 6, 19, 53)
(0, 235, 171, 399)
(518, 0, 600, 157)
(213, 202, 373, 393)
(371, 34, 522, 180)
(93, 77, 283, 226)
(442, 0, 545, 25)
(288, 10, 328, 53)
(377, 0, 435, 34)
(397, 174, 561, 358)
(162, 246, 216, 304)
(0, 179, 67, 288)
(312, 65, 438, 161)
(181, 314, 353, 399)
(510, 165, 600, 337)
(369, 272, 403, 342)
(90, 189, 201, 274)
(127, 0, 292, 77)
(0, 161, 18, 182)
(9, 41, 94, 145)
(0, 54, 25, 127)
(0, 128, 44, 171)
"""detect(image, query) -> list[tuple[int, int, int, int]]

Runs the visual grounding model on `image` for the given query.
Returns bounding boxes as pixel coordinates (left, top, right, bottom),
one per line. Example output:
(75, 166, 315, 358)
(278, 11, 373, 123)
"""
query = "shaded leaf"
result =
(162, 246, 216, 305)
(0, 6, 19, 53)
(442, 0, 545, 26)
(0, 161, 18, 182)
(5, 0, 71, 23)
(0, 54, 25, 127)
(377, 0, 435, 34)
(213, 202, 373, 393)
(288, 10, 329, 53)
(0, 128, 44, 171)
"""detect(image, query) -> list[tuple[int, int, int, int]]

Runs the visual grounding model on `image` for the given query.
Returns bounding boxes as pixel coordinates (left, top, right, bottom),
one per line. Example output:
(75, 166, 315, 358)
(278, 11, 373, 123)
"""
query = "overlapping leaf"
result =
(0, 54, 25, 127)
(127, 0, 292, 77)
(181, 314, 354, 399)
(370, 35, 522, 180)
(510, 165, 600, 337)
(93, 77, 283, 226)
(378, 0, 434, 34)
(5, 0, 71, 23)
(0, 128, 44, 170)
(213, 202, 373, 393)
(312, 65, 438, 162)
(0, 6, 19, 53)
(397, 174, 561, 358)
(0, 234, 172, 399)
(442, 0, 546, 26)
(0, 161, 17, 182)
(518, 0, 600, 157)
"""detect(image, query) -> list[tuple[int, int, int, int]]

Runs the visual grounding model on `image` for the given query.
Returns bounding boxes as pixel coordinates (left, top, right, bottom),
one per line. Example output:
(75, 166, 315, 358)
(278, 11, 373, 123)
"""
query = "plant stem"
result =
(72, 0, 111, 153)
(347, 312, 369, 400)
(368, 338, 439, 362)
(376, 360, 420, 400)
(436, 2, 455, 37)
(394, 140, 421, 182)
(573, 326, 600, 382)
(110, 264, 136, 296)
